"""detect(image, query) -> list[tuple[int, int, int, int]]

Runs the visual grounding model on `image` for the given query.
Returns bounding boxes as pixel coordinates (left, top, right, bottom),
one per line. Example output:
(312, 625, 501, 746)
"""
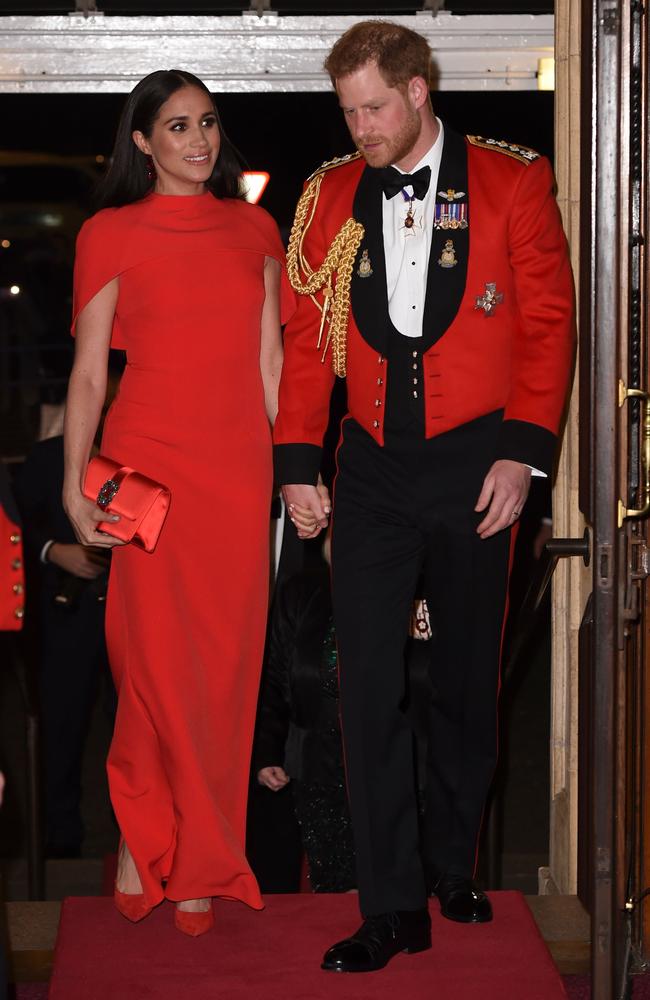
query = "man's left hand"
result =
(475, 460, 532, 539)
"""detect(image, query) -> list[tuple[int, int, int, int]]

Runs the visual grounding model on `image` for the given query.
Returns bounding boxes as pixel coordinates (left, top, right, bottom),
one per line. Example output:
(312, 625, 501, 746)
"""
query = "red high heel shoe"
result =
(174, 902, 214, 937)
(114, 837, 153, 922)
(114, 886, 154, 923)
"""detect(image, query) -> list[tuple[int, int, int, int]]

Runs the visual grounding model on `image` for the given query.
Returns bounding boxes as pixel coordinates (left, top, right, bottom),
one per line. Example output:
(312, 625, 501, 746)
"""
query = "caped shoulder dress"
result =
(72, 191, 294, 908)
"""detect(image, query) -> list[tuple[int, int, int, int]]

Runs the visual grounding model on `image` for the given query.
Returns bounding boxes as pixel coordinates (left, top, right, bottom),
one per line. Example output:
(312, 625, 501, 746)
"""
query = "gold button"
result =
(377, 378, 383, 386)
(10, 533, 20, 544)
(14, 607, 24, 620)
(12, 583, 23, 594)
(11, 558, 21, 570)
(373, 419, 380, 428)
(374, 399, 382, 407)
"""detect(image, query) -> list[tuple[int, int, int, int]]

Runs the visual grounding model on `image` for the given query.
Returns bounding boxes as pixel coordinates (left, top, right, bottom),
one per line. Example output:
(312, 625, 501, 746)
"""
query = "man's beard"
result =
(357, 109, 422, 168)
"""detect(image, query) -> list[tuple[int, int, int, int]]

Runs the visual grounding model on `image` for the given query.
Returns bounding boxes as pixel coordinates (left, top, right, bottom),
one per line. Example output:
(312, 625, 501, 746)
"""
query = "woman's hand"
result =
(257, 766, 290, 791)
(63, 489, 125, 549)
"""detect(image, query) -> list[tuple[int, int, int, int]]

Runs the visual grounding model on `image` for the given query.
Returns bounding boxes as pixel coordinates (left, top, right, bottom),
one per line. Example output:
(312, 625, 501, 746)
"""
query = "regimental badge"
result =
(438, 239, 458, 268)
(437, 188, 466, 202)
(475, 282, 504, 316)
(357, 249, 373, 278)
(434, 202, 468, 231)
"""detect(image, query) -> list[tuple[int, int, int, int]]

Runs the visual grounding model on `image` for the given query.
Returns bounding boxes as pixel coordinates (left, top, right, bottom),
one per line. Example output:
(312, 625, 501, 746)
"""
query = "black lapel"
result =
(350, 165, 390, 355)
(422, 125, 469, 350)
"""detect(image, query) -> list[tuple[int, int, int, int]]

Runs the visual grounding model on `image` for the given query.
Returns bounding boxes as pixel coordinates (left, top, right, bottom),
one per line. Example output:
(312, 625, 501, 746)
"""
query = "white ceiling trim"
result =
(0, 12, 554, 93)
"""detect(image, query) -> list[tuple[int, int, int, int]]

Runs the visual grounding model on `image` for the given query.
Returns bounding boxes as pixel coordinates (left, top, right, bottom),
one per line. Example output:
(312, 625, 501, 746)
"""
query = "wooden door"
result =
(579, 1, 650, 995)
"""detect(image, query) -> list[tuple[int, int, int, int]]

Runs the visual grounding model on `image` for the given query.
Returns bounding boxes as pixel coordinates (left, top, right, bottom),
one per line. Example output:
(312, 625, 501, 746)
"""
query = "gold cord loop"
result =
(286, 175, 365, 378)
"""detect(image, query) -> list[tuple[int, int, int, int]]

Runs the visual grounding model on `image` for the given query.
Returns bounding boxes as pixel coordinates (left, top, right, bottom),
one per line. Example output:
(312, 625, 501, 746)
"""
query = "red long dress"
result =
(72, 191, 294, 908)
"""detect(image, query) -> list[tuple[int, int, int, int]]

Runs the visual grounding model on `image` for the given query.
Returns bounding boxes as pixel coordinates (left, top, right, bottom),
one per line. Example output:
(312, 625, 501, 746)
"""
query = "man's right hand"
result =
(48, 542, 110, 579)
(282, 483, 331, 539)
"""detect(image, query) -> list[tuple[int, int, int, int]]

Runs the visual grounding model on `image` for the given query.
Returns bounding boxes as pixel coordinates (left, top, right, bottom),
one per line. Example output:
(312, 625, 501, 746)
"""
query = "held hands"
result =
(48, 542, 110, 579)
(475, 460, 532, 539)
(257, 766, 290, 792)
(63, 490, 125, 549)
(282, 478, 331, 539)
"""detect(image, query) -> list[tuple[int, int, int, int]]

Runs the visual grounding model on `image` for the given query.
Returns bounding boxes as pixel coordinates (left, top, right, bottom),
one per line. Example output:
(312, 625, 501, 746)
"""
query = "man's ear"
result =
(132, 130, 151, 156)
(407, 76, 430, 111)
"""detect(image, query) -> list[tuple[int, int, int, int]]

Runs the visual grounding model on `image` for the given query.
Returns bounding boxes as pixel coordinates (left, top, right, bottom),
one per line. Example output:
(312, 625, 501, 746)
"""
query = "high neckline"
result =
(147, 190, 214, 200)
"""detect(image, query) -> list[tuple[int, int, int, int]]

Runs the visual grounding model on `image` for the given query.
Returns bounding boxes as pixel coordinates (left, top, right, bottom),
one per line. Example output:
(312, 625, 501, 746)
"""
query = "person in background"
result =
(14, 377, 119, 859)
(255, 536, 355, 893)
(0, 467, 24, 1000)
(62, 69, 294, 935)
(0, 771, 6, 1000)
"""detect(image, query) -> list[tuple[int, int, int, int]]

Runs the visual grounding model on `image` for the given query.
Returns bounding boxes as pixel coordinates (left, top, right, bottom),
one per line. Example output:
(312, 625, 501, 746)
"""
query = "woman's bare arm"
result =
(260, 256, 284, 426)
(63, 278, 123, 547)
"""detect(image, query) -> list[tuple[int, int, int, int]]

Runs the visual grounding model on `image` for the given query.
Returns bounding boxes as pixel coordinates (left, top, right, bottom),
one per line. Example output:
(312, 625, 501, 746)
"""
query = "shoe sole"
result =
(439, 908, 493, 924)
(321, 939, 431, 973)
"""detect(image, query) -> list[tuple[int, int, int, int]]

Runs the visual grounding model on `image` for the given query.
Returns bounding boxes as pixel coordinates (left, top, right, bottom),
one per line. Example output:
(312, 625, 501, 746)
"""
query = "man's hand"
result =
(475, 460, 532, 539)
(48, 542, 110, 579)
(257, 766, 290, 791)
(282, 482, 331, 540)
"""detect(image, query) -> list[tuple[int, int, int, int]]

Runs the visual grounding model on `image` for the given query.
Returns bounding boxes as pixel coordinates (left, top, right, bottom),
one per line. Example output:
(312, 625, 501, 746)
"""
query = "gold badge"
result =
(437, 188, 466, 202)
(357, 249, 373, 278)
(438, 239, 458, 269)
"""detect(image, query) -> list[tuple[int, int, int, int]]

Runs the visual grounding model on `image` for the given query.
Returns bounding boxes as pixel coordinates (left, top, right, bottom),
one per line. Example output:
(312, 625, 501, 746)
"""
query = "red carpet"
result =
(49, 891, 567, 999)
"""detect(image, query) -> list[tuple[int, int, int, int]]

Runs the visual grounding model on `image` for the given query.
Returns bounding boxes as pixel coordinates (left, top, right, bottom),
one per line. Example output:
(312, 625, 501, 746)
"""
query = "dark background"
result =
(4, 89, 554, 227)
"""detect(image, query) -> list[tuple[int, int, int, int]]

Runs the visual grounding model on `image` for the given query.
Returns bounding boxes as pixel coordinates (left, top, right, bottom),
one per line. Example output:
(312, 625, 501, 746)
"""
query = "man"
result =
(274, 20, 574, 974)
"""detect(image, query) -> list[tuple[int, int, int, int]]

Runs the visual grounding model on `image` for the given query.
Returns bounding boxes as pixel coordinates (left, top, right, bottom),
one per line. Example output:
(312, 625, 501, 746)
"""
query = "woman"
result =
(63, 70, 293, 935)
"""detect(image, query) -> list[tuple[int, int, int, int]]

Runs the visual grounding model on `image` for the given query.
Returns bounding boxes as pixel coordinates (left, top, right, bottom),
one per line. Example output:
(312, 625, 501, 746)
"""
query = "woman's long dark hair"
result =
(96, 69, 246, 209)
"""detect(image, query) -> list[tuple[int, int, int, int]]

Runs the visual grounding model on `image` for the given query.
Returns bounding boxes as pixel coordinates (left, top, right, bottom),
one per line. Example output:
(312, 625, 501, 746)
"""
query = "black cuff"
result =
(273, 444, 322, 486)
(495, 419, 557, 477)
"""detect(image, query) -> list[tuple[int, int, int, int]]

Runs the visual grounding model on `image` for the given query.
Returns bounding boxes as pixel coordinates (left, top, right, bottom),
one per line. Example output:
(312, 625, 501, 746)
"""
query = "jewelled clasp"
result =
(97, 478, 120, 508)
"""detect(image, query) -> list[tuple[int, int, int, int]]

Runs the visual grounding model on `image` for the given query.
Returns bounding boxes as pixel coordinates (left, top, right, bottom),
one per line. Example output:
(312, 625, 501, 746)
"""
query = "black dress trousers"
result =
(331, 407, 513, 917)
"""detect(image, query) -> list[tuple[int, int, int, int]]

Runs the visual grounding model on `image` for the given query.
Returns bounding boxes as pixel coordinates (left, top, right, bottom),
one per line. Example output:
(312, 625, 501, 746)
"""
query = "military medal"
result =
(434, 202, 468, 230)
(438, 239, 458, 268)
(400, 189, 421, 236)
(357, 249, 373, 278)
(475, 282, 504, 315)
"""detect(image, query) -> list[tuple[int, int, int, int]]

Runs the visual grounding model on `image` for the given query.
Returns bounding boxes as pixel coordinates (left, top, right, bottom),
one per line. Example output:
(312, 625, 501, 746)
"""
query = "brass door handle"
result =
(618, 380, 650, 527)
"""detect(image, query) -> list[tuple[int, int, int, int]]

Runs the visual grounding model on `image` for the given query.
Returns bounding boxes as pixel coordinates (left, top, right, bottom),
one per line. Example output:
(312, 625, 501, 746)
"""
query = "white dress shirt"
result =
(383, 119, 444, 338)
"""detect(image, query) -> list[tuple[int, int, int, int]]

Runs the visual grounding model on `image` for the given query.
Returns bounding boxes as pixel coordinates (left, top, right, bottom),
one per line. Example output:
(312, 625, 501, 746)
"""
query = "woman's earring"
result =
(146, 155, 156, 182)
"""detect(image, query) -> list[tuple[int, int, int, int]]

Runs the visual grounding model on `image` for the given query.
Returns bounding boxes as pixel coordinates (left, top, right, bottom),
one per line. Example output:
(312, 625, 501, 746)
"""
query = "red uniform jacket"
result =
(0, 500, 24, 631)
(274, 126, 575, 483)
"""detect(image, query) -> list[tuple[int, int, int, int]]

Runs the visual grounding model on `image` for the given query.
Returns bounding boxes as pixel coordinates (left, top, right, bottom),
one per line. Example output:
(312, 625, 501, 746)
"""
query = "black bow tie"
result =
(380, 165, 431, 201)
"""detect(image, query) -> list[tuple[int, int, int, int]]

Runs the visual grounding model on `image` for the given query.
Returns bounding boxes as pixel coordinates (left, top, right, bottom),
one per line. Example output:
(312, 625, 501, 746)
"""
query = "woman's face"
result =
(133, 85, 221, 195)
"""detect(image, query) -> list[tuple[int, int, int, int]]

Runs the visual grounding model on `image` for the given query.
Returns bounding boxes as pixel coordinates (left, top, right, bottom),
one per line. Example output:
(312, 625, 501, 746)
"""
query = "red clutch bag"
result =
(83, 455, 171, 553)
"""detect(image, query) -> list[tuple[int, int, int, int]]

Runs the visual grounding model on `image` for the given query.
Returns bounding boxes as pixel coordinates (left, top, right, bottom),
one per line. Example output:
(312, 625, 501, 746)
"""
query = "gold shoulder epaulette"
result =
(467, 135, 540, 165)
(307, 151, 363, 183)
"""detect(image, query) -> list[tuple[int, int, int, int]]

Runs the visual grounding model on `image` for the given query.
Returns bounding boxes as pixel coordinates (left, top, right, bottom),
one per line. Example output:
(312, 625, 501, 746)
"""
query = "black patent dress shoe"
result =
(431, 872, 493, 923)
(321, 908, 432, 973)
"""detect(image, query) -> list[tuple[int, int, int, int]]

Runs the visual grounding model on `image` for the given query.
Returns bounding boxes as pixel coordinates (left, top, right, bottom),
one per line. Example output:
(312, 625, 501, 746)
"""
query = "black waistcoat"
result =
(384, 331, 425, 433)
